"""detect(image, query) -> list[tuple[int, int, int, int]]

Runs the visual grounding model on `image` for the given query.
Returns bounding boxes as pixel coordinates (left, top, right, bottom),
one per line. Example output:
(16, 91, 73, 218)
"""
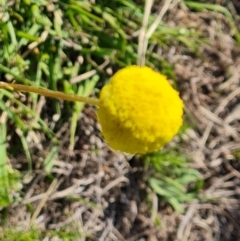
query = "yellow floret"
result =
(97, 65, 184, 154)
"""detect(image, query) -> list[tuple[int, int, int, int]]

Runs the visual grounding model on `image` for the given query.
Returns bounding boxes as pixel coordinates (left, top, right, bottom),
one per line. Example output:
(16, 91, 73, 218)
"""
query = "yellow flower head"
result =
(97, 65, 183, 154)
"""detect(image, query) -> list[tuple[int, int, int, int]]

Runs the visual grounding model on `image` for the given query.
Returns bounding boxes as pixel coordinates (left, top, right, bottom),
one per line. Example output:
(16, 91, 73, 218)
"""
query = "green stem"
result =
(0, 82, 100, 106)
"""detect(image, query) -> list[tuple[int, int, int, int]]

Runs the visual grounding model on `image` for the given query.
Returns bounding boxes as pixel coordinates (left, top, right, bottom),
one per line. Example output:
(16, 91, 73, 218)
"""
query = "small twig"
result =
(177, 200, 198, 241)
(102, 176, 129, 194)
(22, 31, 49, 58)
(70, 59, 109, 84)
(137, 0, 174, 66)
(146, 0, 173, 39)
(29, 178, 58, 227)
(138, 0, 154, 66)
(198, 86, 240, 151)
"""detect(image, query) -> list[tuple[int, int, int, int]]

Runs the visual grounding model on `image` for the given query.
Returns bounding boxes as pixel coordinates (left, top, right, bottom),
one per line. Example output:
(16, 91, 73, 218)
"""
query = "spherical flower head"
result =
(97, 65, 184, 154)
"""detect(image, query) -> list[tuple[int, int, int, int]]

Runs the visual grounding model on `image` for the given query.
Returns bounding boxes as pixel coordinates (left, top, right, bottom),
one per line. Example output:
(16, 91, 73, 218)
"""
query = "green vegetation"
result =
(1, 226, 83, 241)
(144, 149, 203, 213)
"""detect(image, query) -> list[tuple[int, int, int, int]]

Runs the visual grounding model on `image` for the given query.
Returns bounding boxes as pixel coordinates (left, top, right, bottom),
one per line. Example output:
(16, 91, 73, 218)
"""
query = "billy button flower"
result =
(0, 65, 183, 154)
(97, 65, 183, 154)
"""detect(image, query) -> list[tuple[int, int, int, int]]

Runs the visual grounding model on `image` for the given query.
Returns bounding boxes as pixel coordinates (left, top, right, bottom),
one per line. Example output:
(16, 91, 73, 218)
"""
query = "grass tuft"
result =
(144, 148, 203, 213)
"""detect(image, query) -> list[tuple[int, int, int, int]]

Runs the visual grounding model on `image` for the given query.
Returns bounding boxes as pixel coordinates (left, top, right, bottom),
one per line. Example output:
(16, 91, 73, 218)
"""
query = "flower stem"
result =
(0, 82, 100, 106)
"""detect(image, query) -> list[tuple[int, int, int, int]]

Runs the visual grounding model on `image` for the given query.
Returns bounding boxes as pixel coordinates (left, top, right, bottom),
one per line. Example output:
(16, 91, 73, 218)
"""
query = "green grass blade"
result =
(43, 145, 59, 173)
(15, 128, 32, 172)
(0, 123, 11, 207)
(69, 75, 99, 151)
